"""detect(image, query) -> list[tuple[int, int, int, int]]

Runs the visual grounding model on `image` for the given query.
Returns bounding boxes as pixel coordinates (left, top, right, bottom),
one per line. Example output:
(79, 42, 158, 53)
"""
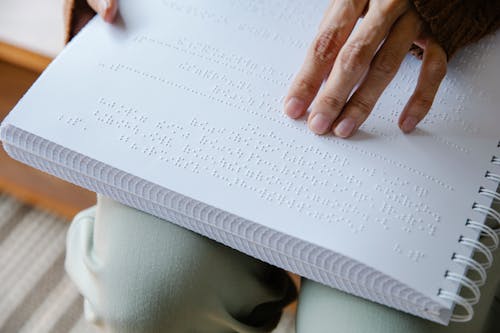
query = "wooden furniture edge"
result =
(0, 41, 53, 73)
(0, 177, 95, 220)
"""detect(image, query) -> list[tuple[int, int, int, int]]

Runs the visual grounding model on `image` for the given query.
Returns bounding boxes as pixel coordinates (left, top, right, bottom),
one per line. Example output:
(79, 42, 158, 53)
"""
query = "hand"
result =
(284, 0, 447, 138)
(87, 0, 118, 22)
(73, 0, 118, 35)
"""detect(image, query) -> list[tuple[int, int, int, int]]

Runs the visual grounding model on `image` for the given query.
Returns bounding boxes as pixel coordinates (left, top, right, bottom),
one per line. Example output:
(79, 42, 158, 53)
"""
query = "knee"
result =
(66, 198, 296, 332)
(66, 202, 221, 331)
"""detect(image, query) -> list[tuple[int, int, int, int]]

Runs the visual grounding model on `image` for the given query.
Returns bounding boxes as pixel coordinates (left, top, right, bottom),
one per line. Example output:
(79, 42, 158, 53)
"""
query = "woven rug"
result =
(0, 193, 295, 333)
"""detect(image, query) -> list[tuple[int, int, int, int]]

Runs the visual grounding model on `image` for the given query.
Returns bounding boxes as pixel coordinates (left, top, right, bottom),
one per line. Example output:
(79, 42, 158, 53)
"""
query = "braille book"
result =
(1, 0, 499, 325)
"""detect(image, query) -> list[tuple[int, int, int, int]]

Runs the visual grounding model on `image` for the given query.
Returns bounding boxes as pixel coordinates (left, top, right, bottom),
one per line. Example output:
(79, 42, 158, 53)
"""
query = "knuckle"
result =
(413, 93, 434, 111)
(373, 51, 400, 76)
(339, 42, 367, 74)
(349, 97, 373, 115)
(294, 77, 319, 97)
(312, 27, 342, 64)
(319, 94, 344, 110)
(427, 59, 448, 80)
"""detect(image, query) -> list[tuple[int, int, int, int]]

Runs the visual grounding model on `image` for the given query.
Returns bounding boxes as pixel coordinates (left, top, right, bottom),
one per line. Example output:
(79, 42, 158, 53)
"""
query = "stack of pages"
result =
(1, 0, 499, 325)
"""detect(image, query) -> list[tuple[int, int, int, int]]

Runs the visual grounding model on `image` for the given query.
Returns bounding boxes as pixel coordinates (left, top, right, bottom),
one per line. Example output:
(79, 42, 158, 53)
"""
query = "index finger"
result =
(284, 0, 367, 119)
(310, 1, 408, 135)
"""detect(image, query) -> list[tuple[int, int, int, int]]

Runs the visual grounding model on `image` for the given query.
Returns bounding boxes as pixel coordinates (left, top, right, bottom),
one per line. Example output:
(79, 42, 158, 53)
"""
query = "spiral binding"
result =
(458, 236, 493, 268)
(451, 254, 487, 286)
(439, 153, 500, 322)
(465, 220, 499, 250)
(479, 187, 500, 202)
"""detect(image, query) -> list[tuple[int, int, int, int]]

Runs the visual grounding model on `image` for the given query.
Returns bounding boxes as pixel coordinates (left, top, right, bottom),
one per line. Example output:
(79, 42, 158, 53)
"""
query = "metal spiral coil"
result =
(439, 153, 499, 322)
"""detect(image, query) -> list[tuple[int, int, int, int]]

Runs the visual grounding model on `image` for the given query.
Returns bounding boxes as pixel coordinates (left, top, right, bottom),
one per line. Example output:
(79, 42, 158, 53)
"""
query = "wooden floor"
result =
(0, 59, 95, 219)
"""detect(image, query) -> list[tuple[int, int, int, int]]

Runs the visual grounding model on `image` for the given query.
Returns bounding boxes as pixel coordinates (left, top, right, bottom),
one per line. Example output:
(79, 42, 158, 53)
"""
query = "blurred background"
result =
(1, 0, 64, 59)
(0, 1, 98, 332)
(0, 0, 95, 217)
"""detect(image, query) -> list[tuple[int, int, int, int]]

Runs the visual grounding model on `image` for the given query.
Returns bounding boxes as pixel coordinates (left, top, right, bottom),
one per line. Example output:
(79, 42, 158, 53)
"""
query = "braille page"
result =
(3, 0, 500, 305)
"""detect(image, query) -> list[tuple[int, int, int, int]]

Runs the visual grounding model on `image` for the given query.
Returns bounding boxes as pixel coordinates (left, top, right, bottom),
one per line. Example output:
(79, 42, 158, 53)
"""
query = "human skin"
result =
(86, 0, 447, 138)
(85, 0, 117, 23)
(283, 0, 447, 138)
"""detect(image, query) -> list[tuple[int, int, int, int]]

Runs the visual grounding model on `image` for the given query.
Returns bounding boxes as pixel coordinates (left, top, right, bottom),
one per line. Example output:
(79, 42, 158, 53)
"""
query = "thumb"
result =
(87, 0, 118, 23)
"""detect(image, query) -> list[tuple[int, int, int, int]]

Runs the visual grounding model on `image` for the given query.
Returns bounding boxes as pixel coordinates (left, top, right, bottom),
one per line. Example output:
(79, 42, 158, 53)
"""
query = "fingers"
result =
(285, 0, 446, 138)
(332, 11, 422, 138)
(308, 1, 409, 135)
(87, 0, 118, 22)
(399, 37, 447, 133)
(284, 0, 367, 120)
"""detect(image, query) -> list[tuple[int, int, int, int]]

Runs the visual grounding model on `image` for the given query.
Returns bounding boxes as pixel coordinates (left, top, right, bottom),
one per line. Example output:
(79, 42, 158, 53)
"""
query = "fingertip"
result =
(400, 115, 419, 133)
(104, 2, 118, 22)
(284, 97, 307, 119)
(102, 13, 113, 23)
(308, 113, 334, 135)
(97, 0, 118, 22)
(333, 118, 356, 138)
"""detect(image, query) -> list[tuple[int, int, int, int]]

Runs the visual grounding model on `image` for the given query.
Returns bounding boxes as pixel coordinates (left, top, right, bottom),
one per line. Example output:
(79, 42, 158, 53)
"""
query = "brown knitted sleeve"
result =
(412, 0, 500, 58)
(64, 0, 96, 42)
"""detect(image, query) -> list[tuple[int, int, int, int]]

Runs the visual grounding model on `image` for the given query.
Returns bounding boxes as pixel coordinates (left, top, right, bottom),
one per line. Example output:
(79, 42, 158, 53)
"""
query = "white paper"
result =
(3, 0, 500, 305)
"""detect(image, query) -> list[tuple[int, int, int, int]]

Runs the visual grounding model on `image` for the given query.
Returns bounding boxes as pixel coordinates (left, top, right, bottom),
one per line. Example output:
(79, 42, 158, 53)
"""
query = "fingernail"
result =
(285, 97, 305, 119)
(99, 0, 110, 13)
(309, 113, 333, 134)
(334, 118, 356, 138)
(401, 116, 419, 133)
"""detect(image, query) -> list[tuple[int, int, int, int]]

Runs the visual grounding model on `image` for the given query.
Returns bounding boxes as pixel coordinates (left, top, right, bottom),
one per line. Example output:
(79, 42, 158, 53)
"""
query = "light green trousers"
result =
(65, 196, 500, 332)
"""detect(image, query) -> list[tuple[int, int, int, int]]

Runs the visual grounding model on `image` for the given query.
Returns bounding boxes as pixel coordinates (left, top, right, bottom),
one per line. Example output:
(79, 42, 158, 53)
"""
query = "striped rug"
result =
(0, 193, 96, 333)
(0, 193, 295, 333)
